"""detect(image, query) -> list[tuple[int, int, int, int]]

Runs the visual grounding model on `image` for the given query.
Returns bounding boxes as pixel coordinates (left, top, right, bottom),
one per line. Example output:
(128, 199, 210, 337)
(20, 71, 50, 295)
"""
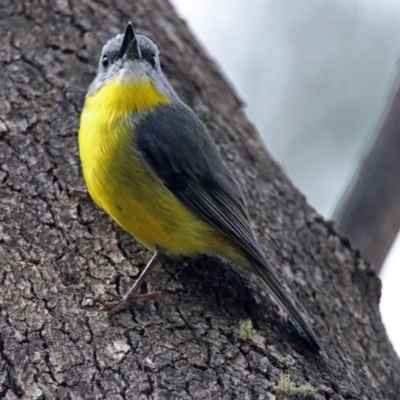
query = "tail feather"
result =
(249, 254, 321, 353)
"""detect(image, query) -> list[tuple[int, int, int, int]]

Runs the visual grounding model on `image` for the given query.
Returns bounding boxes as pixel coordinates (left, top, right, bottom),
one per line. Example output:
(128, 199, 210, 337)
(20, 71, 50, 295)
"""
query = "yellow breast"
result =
(78, 79, 228, 255)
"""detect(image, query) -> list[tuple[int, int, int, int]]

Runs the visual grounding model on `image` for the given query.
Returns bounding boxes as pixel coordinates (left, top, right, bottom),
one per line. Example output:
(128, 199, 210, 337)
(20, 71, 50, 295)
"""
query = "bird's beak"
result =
(118, 22, 142, 61)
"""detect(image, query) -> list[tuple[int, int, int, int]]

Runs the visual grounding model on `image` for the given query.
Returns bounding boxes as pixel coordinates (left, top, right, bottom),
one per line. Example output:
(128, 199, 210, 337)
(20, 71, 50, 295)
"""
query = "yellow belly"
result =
(78, 80, 246, 262)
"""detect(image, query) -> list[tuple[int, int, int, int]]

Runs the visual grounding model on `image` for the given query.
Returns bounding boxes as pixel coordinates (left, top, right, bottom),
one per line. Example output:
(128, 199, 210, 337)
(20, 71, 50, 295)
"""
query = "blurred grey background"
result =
(171, 0, 400, 354)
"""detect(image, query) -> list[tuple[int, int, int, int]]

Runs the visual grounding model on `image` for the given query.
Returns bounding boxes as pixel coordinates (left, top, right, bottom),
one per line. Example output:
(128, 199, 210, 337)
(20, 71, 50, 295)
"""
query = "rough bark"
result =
(335, 73, 400, 273)
(0, 1, 399, 399)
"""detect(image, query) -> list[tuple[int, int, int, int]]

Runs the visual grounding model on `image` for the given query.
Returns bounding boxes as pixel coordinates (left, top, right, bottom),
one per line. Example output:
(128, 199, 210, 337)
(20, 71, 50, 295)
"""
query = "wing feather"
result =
(134, 102, 321, 352)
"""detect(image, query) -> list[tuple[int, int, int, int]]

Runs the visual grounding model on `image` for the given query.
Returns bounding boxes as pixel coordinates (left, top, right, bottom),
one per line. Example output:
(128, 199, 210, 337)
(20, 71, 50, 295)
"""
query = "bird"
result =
(78, 22, 321, 352)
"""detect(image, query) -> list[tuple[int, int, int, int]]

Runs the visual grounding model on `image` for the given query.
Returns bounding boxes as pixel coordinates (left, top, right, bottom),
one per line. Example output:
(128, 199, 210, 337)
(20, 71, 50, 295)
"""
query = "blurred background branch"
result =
(335, 72, 400, 273)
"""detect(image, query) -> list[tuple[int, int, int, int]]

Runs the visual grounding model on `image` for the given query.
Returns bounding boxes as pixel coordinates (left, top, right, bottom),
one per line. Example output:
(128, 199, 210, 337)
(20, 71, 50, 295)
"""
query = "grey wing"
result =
(134, 102, 264, 262)
(135, 102, 321, 352)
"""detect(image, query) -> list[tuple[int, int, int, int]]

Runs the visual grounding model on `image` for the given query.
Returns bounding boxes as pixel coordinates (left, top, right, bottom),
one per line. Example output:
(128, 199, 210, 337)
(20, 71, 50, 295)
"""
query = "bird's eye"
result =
(102, 54, 109, 68)
(150, 55, 157, 69)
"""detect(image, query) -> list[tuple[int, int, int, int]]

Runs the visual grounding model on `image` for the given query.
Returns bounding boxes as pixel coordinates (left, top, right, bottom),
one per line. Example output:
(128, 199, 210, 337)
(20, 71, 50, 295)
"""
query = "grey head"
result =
(87, 22, 178, 101)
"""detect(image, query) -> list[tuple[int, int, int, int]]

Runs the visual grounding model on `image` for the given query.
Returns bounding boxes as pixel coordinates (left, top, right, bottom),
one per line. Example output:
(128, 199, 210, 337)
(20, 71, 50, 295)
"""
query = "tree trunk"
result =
(335, 72, 400, 273)
(0, 1, 398, 399)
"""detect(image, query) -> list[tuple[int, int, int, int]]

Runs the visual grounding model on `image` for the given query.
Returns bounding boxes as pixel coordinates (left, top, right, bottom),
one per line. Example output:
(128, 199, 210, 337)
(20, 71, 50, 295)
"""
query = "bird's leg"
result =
(97, 249, 165, 313)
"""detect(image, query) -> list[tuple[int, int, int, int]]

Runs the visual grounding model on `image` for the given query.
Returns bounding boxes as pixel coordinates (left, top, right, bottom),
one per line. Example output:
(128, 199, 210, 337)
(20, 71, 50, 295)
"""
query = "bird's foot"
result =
(68, 186, 89, 196)
(96, 290, 165, 313)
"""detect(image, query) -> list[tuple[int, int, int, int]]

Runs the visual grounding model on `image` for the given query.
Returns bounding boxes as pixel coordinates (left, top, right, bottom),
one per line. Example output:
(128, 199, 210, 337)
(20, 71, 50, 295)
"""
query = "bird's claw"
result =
(96, 291, 166, 312)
